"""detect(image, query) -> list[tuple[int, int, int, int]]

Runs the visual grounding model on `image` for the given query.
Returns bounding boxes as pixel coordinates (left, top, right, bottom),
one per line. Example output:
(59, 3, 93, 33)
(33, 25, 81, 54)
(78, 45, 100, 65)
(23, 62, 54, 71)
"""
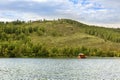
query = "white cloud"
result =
(25, 0, 48, 2)
(0, 0, 120, 28)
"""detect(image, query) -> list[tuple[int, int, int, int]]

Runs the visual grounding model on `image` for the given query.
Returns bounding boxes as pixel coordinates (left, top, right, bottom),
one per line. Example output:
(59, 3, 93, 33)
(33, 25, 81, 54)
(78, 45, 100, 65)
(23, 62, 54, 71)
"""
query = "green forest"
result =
(0, 19, 120, 58)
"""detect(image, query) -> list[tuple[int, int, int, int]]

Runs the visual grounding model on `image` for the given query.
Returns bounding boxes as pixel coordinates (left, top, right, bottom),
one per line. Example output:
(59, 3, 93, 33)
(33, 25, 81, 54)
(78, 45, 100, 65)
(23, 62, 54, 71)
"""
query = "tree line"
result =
(61, 19, 120, 43)
(0, 42, 119, 58)
(0, 19, 120, 57)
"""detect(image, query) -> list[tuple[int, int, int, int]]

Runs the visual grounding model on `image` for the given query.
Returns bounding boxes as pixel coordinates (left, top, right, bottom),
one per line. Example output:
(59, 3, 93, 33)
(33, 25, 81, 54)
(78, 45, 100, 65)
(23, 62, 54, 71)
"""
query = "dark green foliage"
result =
(0, 19, 120, 58)
(84, 26, 120, 42)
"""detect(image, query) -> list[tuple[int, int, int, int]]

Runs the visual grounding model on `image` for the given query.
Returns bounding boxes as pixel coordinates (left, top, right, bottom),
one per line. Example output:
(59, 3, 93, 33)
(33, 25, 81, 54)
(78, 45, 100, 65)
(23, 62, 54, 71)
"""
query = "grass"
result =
(1, 19, 120, 57)
(29, 21, 120, 53)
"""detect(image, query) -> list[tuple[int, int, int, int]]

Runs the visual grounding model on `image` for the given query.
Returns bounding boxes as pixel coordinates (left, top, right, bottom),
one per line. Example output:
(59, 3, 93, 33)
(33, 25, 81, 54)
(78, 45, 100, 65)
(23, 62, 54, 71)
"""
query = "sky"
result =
(0, 0, 120, 28)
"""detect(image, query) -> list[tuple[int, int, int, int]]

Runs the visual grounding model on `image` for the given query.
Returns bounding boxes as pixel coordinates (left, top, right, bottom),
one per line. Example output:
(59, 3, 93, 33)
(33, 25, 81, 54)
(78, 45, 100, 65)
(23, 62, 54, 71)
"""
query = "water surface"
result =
(0, 58, 120, 80)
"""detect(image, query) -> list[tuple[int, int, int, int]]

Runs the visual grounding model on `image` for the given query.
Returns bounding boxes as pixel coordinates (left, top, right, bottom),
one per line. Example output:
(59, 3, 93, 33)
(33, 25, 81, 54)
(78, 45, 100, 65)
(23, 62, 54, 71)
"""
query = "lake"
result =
(0, 58, 120, 80)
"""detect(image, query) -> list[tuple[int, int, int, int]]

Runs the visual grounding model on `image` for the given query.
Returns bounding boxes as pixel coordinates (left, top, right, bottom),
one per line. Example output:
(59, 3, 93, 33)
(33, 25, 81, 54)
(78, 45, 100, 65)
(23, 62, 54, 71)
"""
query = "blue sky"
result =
(0, 0, 120, 28)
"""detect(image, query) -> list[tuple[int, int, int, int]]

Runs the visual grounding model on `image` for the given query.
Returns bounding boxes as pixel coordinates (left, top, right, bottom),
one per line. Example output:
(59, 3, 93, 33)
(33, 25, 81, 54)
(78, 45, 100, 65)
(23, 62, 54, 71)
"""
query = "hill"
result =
(0, 19, 120, 57)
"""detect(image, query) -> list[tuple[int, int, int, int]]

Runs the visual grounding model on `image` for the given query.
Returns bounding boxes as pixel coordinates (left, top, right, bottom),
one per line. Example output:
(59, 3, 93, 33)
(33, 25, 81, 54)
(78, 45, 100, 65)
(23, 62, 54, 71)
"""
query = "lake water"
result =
(0, 58, 120, 80)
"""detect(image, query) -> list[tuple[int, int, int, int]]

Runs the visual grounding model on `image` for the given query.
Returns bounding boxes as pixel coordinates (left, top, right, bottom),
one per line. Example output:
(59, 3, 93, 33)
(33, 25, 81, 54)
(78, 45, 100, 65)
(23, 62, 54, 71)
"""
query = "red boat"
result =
(78, 53, 87, 59)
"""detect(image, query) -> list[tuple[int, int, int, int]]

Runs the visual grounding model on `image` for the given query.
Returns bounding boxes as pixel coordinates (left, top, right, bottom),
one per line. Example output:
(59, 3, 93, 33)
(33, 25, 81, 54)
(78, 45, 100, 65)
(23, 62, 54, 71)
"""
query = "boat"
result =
(78, 53, 87, 59)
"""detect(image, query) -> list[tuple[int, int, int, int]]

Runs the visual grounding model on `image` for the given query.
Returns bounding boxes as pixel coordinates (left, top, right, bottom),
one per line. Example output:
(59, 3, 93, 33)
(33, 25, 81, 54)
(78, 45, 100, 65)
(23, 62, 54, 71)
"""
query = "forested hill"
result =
(0, 19, 120, 58)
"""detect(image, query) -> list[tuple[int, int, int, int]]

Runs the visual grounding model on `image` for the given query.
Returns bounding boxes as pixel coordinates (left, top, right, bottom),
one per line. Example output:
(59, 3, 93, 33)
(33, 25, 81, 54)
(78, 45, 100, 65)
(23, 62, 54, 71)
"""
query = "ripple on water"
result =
(0, 58, 120, 80)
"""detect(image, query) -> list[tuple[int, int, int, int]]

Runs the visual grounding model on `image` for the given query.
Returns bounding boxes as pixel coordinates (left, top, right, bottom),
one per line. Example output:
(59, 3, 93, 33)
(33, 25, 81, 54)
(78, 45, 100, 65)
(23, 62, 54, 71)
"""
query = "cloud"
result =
(0, 0, 120, 28)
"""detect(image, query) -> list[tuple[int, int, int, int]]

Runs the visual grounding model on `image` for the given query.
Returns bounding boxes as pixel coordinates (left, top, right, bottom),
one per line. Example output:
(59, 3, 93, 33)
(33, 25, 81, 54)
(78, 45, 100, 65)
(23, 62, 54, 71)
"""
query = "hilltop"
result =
(0, 19, 120, 57)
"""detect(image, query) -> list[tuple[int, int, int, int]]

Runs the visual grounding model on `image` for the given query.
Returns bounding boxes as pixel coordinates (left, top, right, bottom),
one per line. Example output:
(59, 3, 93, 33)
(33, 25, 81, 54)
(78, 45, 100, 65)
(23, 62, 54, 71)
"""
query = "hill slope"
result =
(0, 19, 120, 57)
